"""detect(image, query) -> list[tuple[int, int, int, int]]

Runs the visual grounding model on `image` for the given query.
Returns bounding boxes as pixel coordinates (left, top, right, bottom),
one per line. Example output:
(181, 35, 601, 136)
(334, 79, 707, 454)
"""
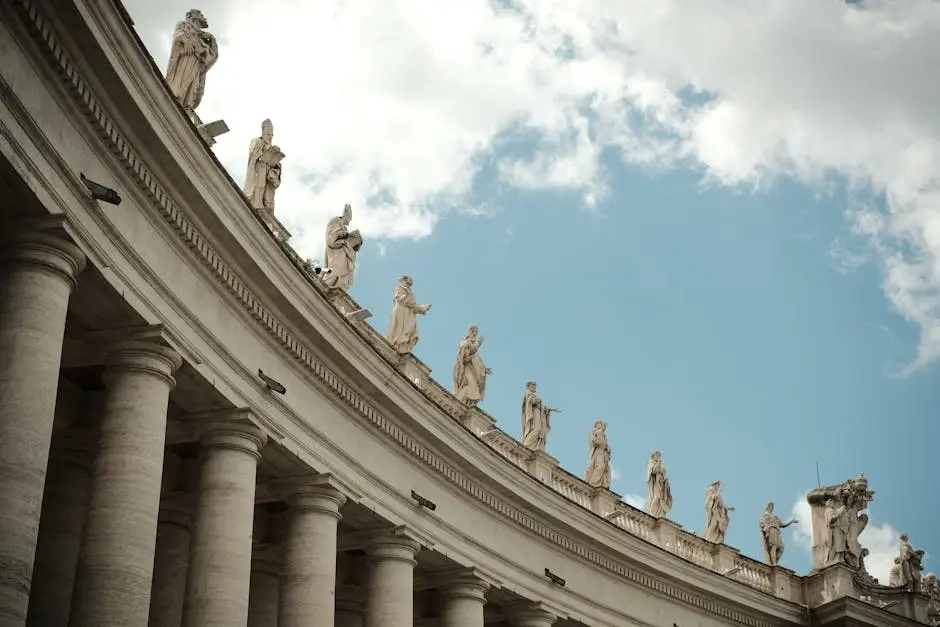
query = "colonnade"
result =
(0, 227, 560, 627)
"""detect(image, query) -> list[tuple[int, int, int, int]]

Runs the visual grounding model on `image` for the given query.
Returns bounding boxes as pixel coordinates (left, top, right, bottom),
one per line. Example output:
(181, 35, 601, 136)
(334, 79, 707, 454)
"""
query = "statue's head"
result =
(260, 119, 274, 141)
(342, 203, 352, 224)
(765, 501, 774, 513)
(185, 9, 208, 28)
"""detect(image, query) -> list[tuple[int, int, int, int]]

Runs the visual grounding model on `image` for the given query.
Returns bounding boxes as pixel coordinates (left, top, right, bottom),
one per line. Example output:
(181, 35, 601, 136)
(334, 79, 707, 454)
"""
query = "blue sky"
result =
(125, 0, 940, 582)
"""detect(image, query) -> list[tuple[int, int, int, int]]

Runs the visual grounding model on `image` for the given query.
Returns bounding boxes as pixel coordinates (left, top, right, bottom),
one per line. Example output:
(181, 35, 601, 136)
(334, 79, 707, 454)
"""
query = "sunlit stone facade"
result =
(0, 1, 930, 626)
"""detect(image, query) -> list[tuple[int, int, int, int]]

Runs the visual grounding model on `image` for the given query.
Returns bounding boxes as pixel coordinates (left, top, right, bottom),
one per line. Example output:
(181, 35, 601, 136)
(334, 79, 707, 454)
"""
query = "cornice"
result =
(9, 2, 803, 626)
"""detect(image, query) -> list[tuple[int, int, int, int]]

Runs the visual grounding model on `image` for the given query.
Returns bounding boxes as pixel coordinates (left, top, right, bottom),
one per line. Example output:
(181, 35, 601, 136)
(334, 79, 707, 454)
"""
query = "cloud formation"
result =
(126, 0, 940, 368)
(789, 494, 901, 583)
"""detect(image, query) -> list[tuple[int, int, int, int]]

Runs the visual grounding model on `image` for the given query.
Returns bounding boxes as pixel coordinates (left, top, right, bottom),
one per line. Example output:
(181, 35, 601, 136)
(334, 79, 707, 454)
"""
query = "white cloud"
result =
(789, 493, 901, 583)
(623, 494, 647, 511)
(126, 0, 940, 369)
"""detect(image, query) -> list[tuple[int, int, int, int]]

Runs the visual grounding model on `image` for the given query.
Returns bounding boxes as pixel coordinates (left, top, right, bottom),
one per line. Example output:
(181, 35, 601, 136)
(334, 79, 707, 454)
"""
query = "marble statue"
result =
(453, 325, 491, 407)
(322, 204, 363, 290)
(243, 119, 284, 212)
(889, 558, 902, 587)
(520, 381, 560, 452)
(759, 501, 798, 566)
(703, 480, 735, 544)
(584, 421, 611, 489)
(899, 533, 925, 593)
(165, 10, 218, 111)
(386, 276, 431, 354)
(645, 451, 673, 518)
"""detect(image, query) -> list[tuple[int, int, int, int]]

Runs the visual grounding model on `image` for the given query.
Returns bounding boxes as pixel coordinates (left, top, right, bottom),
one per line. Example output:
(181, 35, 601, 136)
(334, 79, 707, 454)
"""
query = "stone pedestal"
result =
(279, 479, 346, 627)
(182, 415, 267, 627)
(247, 543, 281, 627)
(149, 492, 193, 627)
(70, 340, 182, 627)
(525, 450, 558, 484)
(25, 427, 95, 627)
(440, 575, 489, 627)
(0, 230, 85, 625)
(364, 534, 421, 627)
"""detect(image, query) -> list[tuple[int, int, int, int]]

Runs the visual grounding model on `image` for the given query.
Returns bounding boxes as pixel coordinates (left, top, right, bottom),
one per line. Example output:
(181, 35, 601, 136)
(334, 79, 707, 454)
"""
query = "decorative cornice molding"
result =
(9, 2, 799, 625)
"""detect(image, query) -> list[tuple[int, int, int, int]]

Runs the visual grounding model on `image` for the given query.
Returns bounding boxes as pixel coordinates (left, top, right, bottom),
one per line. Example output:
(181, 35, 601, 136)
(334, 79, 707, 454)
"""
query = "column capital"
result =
(2, 229, 86, 291)
(509, 604, 557, 627)
(195, 410, 268, 459)
(251, 542, 282, 576)
(104, 340, 182, 388)
(284, 474, 348, 517)
(158, 491, 194, 529)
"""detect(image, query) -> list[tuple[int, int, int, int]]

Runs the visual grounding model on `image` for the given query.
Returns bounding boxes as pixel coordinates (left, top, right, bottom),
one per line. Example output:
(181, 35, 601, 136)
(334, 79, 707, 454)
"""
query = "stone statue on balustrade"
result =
(165, 10, 218, 111)
(645, 450, 672, 518)
(322, 204, 363, 290)
(520, 381, 560, 452)
(899, 533, 925, 593)
(453, 325, 491, 407)
(243, 119, 284, 216)
(584, 421, 611, 489)
(703, 480, 735, 544)
(759, 501, 798, 566)
(807, 474, 873, 571)
(386, 275, 431, 355)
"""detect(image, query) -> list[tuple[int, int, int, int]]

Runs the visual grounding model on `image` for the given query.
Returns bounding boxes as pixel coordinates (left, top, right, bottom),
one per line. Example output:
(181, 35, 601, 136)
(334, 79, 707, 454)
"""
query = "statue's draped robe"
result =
(521, 389, 549, 451)
(243, 137, 275, 210)
(386, 285, 421, 353)
(323, 220, 361, 290)
(646, 460, 672, 517)
(704, 489, 730, 543)
(760, 513, 785, 564)
(453, 336, 487, 405)
(584, 428, 611, 488)
(165, 20, 218, 109)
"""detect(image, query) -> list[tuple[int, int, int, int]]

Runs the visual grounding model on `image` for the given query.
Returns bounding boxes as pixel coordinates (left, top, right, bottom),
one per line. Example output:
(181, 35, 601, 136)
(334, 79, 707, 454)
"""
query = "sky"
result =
(122, 0, 939, 583)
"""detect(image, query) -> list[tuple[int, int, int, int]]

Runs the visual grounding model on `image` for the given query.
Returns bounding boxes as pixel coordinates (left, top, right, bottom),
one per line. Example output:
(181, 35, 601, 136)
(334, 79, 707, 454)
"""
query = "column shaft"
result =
(0, 231, 85, 626)
(364, 536, 420, 627)
(25, 427, 95, 627)
(279, 482, 346, 627)
(70, 341, 182, 627)
(247, 544, 280, 627)
(181, 418, 266, 627)
(148, 494, 192, 627)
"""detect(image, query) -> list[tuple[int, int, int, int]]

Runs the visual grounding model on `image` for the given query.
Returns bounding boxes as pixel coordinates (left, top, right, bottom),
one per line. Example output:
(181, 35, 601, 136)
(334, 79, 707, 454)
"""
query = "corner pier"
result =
(0, 1, 934, 626)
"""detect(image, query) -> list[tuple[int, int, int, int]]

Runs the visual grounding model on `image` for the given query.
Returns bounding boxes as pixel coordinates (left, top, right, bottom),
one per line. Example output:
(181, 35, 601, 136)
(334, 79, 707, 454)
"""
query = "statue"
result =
(386, 276, 431, 354)
(243, 119, 284, 212)
(453, 325, 492, 407)
(645, 451, 673, 518)
(759, 501, 798, 566)
(807, 474, 873, 571)
(899, 533, 925, 593)
(703, 480, 734, 544)
(322, 204, 363, 290)
(584, 421, 611, 489)
(889, 558, 902, 587)
(165, 10, 218, 111)
(520, 381, 560, 452)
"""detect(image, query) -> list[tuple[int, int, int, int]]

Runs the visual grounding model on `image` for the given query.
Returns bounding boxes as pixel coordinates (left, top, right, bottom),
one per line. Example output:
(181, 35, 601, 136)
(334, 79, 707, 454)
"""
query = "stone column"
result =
(25, 427, 95, 627)
(0, 230, 85, 625)
(440, 575, 489, 627)
(181, 415, 266, 627)
(510, 606, 557, 627)
(69, 340, 182, 627)
(335, 585, 365, 627)
(279, 478, 347, 627)
(247, 543, 281, 627)
(364, 533, 421, 627)
(148, 492, 193, 627)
